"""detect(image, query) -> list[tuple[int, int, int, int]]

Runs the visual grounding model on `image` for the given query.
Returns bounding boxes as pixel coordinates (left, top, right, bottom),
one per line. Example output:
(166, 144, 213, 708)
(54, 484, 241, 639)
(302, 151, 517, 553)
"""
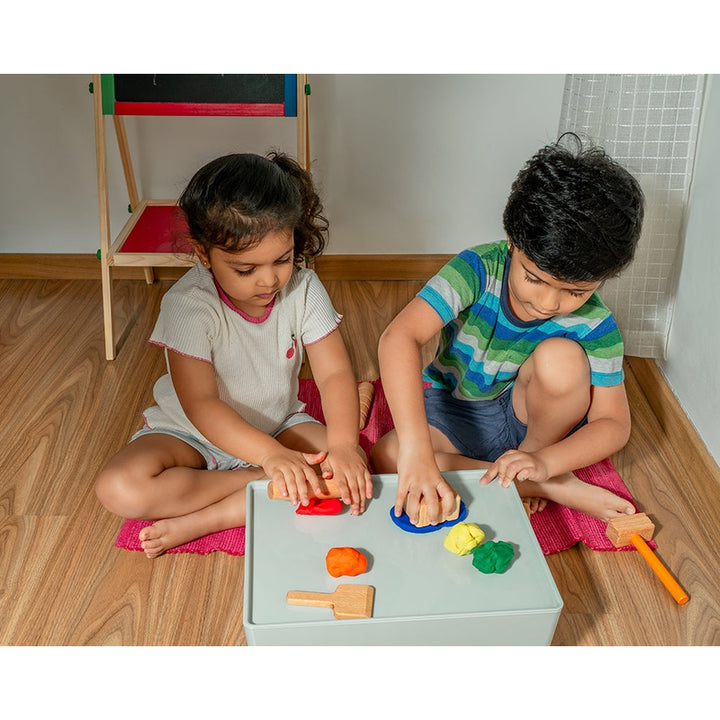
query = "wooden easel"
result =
(92, 74, 310, 360)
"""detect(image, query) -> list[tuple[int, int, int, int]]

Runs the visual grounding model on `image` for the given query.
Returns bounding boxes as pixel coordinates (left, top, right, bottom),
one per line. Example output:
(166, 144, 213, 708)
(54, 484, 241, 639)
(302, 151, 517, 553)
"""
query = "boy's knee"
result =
(527, 338, 590, 396)
(369, 433, 398, 474)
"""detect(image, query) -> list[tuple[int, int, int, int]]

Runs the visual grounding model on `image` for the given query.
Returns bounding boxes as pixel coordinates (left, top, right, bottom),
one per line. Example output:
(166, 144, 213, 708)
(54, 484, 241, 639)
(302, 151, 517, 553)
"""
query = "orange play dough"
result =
(325, 547, 368, 577)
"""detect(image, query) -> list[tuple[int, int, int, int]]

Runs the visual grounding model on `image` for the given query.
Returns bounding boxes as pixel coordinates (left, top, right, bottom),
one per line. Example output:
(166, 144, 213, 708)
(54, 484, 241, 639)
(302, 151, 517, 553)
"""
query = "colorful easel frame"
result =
(92, 74, 310, 360)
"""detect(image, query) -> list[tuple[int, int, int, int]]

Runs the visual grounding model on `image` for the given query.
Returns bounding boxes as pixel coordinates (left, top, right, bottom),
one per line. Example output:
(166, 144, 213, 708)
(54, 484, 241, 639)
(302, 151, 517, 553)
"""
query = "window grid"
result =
(559, 74, 705, 357)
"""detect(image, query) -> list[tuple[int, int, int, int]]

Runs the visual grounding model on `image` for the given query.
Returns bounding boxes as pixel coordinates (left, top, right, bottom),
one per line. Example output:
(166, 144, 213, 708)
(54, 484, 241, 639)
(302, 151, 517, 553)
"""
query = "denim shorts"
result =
(423, 386, 527, 463)
(131, 411, 320, 471)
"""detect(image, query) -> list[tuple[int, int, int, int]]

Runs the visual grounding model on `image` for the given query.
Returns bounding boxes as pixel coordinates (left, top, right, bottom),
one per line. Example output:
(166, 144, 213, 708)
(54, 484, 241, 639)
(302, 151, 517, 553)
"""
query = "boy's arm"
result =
(305, 329, 373, 512)
(483, 382, 632, 486)
(167, 350, 326, 505)
(378, 297, 458, 524)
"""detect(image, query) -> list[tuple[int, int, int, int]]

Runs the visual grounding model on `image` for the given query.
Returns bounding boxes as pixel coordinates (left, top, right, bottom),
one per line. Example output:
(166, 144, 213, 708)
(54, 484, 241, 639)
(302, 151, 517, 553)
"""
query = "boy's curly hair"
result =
(503, 133, 645, 282)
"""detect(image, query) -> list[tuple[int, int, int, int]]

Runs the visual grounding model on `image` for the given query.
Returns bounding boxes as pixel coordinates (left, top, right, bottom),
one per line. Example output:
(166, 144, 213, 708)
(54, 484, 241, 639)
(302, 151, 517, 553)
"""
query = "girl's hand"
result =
(262, 449, 327, 507)
(319, 443, 373, 515)
(481, 449, 550, 488)
(394, 455, 457, 527)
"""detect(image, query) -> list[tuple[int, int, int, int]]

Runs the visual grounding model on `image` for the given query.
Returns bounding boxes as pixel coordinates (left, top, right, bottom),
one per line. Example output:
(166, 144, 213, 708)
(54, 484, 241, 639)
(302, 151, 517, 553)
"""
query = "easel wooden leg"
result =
(93, 74, 116, 360)
(101, 259, 115, 361)
(297, 73, 310, 172)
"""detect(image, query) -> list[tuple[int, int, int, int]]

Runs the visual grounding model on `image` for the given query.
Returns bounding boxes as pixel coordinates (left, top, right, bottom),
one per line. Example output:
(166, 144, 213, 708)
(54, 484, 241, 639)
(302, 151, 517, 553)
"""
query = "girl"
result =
(96, 152, 373, 558)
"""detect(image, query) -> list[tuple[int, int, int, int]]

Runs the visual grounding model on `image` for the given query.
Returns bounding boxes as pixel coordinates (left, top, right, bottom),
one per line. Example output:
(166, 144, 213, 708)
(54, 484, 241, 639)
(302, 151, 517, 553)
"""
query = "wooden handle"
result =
(358, 381, 375, 430)
(286, 590, 333, 609)
(631, 534, 689, 605)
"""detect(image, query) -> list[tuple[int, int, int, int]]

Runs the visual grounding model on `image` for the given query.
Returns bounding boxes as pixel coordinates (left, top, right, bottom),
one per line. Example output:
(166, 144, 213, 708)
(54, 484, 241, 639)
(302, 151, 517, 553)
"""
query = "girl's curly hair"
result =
(178, 151, 328, 263)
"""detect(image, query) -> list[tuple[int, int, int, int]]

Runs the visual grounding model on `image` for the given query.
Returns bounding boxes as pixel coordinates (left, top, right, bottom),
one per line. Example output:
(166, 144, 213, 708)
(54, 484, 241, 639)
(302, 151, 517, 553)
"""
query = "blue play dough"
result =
(390, 501, 468, 533)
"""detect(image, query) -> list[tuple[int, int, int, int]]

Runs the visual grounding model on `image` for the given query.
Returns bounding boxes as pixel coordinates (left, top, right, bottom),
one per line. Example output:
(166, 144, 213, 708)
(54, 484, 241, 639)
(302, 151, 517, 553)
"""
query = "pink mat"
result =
(115, 379, 645, 556)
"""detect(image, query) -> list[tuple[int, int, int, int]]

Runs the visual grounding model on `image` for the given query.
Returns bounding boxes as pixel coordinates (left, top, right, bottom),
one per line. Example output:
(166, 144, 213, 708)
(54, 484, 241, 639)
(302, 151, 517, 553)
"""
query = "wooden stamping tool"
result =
(286, 584, 375, 619)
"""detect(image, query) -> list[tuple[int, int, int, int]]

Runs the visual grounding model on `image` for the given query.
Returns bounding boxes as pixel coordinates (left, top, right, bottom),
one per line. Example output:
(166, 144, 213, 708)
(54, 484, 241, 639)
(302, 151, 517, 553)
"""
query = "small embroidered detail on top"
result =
(286, 334, 298, 359)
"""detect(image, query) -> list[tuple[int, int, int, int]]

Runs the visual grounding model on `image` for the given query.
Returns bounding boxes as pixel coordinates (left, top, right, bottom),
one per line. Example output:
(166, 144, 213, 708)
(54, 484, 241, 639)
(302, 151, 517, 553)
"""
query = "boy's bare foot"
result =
(517, 472, 635, 523)
(523, 496, 549, 514)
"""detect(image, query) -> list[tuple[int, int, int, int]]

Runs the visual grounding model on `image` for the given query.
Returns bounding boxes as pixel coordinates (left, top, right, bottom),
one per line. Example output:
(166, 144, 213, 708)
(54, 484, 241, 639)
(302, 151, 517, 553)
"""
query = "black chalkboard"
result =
(101, 74, 297, 116)
(114, 74, 285, 104)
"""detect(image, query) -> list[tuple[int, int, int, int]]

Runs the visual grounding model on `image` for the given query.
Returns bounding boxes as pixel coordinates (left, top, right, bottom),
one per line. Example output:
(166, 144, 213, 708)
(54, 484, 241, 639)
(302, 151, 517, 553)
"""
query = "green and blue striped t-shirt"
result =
(419, 242, 624, 401)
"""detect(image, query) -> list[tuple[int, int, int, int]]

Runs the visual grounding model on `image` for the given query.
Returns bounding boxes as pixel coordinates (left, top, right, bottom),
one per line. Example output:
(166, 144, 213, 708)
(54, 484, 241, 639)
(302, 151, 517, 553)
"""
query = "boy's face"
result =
(506, 243, 601, 322)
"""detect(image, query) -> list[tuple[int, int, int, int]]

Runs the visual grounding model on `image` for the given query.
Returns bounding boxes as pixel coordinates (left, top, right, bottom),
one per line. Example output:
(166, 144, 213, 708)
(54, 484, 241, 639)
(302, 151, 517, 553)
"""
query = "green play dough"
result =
(471, 540, 515, 574)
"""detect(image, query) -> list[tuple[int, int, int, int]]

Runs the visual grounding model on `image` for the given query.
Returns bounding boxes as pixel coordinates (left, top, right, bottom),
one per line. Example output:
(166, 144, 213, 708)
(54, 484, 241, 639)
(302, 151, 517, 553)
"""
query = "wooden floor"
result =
(1, 275, 720, 646)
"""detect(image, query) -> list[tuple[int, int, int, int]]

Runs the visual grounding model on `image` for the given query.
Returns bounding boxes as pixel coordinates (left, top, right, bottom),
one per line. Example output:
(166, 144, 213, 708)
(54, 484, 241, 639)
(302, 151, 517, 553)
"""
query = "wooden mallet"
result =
(606, 513, 689, 605)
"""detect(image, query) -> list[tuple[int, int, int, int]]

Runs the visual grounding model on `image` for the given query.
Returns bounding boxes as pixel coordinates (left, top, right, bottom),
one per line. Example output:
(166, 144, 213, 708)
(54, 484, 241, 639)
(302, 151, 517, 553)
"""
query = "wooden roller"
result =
(267, 475, 340, 500)
(606, 512, 689, 605)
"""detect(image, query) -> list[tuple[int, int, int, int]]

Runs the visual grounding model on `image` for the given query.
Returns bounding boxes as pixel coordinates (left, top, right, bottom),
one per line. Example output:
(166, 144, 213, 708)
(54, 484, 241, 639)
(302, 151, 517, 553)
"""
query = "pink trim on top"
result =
(213, 275, 274, 323)
(303, 316, 344, 346)
(149, 339, 213, 364)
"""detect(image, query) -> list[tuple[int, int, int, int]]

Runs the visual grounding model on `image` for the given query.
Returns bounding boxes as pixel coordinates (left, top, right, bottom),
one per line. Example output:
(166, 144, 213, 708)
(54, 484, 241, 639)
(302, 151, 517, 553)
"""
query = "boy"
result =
(370, 134, 645, 526)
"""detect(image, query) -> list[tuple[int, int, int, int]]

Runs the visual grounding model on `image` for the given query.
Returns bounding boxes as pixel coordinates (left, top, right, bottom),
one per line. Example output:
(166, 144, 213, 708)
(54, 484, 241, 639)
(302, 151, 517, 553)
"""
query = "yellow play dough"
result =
(443, 522, 486, 556)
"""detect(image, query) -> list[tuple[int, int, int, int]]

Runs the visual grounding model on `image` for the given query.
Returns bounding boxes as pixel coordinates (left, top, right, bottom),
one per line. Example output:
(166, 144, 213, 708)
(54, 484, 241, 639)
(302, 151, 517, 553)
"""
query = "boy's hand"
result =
(319, 443, 373, 515)
(394, 457, 457, 526)
(263, 450, 327, 507)
(481, 449, 550, 488)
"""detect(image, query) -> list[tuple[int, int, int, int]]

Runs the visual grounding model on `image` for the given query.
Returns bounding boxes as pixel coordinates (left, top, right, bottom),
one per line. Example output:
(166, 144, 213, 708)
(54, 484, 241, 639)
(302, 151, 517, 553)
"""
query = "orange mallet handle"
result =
(631, 534, 689, 605)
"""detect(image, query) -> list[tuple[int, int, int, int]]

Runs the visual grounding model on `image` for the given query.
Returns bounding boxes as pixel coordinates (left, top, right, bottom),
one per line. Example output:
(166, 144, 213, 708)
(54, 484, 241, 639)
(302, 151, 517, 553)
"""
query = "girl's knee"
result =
(95, 465, 152, 520)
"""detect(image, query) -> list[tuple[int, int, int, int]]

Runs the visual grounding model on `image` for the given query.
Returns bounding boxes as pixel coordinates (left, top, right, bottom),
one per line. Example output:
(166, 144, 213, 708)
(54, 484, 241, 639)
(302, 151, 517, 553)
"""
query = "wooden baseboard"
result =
(626, 356, 720, 481)
(0, 253, 453, 282)
(313, 254, 453, 281)
(0, 254, 188, 281)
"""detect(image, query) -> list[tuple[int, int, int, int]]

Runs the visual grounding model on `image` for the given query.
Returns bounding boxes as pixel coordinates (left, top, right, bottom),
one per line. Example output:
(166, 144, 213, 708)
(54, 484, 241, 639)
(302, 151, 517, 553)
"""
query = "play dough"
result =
(443, 522, 486, 556)
(295, 497, 344, 515)
(471, 540, 515, 574)
(325, 547, 368, 577)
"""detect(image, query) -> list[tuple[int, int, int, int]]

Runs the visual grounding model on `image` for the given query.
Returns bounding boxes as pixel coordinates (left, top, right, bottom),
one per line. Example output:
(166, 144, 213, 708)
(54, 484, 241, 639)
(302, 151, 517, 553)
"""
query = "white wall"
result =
(0, 75, 105, 253)
(660, 75, 720, 464)
(311, 75, 564, 253)
(0, 74, 564, 254)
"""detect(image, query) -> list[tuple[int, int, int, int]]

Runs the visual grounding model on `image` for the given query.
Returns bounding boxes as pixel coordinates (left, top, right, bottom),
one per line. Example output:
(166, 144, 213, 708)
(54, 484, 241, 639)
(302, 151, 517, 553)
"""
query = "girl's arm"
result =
(377, 297, 458, 525)
(167, 350, 326, 506)
(482, 382, 632, 486)
(305, 329, 373, 514)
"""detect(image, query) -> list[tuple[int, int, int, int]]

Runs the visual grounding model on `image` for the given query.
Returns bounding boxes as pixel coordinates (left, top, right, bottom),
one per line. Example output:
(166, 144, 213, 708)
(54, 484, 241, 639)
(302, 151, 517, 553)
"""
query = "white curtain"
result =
(558, 74, 706, 358)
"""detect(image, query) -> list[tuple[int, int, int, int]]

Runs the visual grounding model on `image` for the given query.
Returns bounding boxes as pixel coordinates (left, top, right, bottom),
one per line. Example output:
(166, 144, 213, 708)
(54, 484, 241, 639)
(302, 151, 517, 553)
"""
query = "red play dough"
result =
(295, 497, 343, 515)
(325, 547, 368, 577)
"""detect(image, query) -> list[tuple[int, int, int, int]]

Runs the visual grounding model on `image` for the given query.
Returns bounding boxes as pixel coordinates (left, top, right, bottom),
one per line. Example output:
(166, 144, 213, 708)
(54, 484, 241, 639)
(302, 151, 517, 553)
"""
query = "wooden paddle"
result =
(286, 584, 375, 619)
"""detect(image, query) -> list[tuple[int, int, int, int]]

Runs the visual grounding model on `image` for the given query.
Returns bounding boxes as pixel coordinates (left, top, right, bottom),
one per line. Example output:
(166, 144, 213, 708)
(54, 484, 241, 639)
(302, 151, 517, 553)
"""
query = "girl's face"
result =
(506, 242, 601, 322)
(196, 228, 295, 318)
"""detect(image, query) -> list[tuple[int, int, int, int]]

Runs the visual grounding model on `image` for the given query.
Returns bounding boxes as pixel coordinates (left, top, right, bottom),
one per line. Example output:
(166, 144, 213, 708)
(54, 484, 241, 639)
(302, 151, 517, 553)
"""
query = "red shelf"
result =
(118, 204, 193, 255)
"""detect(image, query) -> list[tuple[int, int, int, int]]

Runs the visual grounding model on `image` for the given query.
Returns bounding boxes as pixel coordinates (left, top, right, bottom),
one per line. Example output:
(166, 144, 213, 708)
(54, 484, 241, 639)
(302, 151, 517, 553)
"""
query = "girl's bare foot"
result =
(517, 472, 635, 523)
(139, 516, 208, 558)
(138, 490, 246, 558)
